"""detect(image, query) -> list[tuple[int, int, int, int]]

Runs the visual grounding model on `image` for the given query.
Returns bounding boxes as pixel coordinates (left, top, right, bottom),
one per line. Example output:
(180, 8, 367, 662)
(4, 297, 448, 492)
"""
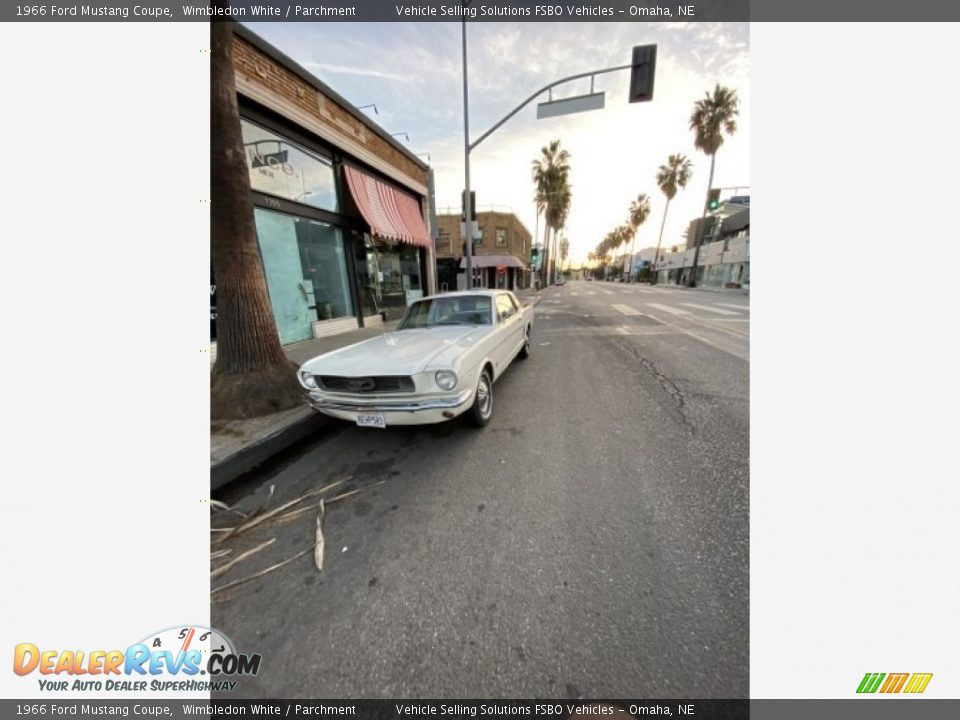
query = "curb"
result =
(211, 409, 331, 491)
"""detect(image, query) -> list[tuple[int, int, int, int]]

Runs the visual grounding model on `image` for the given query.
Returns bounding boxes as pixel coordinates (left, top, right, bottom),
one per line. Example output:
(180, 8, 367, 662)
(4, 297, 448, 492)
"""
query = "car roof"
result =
(423, 290, 510, 300)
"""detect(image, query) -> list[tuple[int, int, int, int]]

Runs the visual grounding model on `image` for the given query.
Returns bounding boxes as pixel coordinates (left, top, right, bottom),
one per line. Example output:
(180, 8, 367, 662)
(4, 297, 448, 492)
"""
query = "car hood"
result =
(300, 326, 487, 378)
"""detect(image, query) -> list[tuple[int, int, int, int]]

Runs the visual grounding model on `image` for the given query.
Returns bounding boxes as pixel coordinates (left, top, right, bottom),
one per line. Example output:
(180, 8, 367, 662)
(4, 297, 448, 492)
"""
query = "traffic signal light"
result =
(707, 188, 721, 211)
(628, 45, 657, 103)
(531, 247, 540, 268)
(461, 190, 476, 221)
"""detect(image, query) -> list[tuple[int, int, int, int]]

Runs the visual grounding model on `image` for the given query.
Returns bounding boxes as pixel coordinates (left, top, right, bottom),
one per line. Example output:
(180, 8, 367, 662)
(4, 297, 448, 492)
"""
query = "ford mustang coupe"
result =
(297, 290, 535, 428)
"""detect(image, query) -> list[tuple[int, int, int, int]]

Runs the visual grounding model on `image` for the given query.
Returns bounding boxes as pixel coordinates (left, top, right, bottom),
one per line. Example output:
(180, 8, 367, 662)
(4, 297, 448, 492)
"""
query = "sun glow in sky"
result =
(244, 21, 750, 265)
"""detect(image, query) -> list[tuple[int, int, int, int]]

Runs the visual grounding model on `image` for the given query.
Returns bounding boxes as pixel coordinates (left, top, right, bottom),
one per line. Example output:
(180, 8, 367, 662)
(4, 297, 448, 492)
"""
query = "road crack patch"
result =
(615, 338, 696, 434)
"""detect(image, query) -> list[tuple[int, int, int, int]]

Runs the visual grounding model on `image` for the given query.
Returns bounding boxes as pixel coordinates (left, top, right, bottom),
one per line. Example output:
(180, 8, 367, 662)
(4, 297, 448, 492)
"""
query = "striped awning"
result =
(459, 255, 528, 269)
(343, 165, 432, 248)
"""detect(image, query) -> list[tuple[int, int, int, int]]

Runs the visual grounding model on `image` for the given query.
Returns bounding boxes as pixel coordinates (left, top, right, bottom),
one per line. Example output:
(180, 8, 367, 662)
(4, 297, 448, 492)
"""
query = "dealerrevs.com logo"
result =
(13, 626, 261, 693)
(857, 672, 933, 694)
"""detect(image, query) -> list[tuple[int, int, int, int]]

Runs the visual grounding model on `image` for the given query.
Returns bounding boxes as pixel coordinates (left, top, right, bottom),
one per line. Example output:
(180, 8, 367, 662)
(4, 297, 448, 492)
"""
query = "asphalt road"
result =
(213, 280, 749, 699)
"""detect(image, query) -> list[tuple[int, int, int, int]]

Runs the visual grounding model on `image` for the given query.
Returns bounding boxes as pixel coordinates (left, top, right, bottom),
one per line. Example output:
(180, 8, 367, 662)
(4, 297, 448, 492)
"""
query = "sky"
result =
(244, 21, 750, 265)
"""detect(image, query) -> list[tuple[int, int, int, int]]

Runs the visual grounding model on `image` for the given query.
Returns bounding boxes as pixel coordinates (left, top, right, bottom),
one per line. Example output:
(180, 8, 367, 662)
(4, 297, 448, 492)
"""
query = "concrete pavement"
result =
(211, 280, 748, 697)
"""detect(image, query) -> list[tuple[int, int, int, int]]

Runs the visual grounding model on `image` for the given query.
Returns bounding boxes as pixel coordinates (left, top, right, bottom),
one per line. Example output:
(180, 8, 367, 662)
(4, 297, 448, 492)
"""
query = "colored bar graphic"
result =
(858, 672, 933, 694)
(904, 673, 933, 694)
(856, 672, 885, 693)
(880, 673, 909, 693)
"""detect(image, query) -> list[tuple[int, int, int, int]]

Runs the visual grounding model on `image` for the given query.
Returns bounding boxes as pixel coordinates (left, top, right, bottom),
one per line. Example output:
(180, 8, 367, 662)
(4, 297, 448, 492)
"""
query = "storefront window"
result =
(355, 234, 423, 319)
(242, 120, 337, 212)
(254, 209, 353, 344)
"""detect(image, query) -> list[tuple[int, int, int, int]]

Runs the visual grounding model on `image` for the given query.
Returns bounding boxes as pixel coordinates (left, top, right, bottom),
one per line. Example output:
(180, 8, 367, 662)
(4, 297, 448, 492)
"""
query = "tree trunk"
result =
(686, 154, 716, 287)
(210, 18, 303, 419)
(652, 198, 670, 285)
(541, 223, 551, 286)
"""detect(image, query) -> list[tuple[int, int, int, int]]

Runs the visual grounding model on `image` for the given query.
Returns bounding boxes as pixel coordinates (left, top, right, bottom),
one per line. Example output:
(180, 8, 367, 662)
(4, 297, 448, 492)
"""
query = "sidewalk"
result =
(211, 291, 544, 491)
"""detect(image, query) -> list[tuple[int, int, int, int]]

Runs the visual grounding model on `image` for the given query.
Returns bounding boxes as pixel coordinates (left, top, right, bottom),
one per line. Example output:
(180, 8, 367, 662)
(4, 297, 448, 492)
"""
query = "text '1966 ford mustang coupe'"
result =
(297, 290, 535, 429)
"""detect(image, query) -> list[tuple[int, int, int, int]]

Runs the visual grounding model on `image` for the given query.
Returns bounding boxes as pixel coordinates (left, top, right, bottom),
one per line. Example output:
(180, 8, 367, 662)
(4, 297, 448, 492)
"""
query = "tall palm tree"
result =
(652, 153, 693, 285)
(626, 193, 652, 282)
(552, 188, 571, 282)
(687, 84, 739, 286)
(559, 235, 570, 272)
(210, 16, 303, 419)
(531, 140, 571, 286)
(616, 225, 631, 278)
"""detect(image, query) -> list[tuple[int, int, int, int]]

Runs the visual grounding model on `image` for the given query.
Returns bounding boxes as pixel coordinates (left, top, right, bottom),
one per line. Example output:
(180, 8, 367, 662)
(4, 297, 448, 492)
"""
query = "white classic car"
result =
(297, 290, 535, 428)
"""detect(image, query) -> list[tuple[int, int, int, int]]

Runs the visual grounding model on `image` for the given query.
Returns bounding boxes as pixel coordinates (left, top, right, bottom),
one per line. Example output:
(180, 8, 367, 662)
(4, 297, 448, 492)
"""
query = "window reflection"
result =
(355, 234, 423, 320)
(241, 119, 338, 212)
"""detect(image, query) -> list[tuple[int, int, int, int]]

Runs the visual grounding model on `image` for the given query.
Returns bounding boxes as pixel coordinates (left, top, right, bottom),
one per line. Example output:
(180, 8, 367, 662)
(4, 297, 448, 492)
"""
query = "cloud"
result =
(301, 61, 415, 84)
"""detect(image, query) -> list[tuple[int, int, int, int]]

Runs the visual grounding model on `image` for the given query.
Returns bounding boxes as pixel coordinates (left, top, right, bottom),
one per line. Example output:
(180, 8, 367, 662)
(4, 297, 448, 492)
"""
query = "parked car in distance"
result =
(297, 290, 535, 429)
(585, 275, 593, 281)
(556, 277, 566, 286)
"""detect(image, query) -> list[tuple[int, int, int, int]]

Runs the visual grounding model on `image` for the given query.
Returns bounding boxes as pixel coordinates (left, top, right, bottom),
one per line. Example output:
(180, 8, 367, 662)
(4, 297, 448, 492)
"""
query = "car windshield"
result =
(397, 296, 493, 329)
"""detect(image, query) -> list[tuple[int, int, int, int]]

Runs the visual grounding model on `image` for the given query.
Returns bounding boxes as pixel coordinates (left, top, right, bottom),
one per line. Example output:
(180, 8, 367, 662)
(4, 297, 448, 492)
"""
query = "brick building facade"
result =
(212, 25, 436, 344)
(435, 211, 533, 291)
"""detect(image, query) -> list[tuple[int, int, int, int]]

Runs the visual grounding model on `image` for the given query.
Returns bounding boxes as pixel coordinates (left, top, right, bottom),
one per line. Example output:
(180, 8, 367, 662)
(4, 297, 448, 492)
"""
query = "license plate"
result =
(356, 413, 386, 429)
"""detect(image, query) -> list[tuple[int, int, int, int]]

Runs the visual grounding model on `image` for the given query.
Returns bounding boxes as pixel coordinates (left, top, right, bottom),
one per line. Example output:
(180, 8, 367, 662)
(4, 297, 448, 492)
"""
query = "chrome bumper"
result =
(306, 389, 473, 413)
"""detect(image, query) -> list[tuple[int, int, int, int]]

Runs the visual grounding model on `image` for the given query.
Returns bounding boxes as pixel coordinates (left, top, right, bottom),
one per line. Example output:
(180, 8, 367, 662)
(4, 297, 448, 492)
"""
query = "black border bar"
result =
(5, 700, 960, 719)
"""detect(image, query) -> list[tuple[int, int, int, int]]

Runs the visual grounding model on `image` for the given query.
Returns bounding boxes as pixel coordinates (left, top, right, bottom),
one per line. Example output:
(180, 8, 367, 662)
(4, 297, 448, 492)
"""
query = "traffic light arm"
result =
(468, 63, 632, 152)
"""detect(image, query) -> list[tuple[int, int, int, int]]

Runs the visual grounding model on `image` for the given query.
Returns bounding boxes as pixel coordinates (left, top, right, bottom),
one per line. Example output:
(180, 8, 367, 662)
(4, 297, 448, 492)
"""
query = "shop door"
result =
(254, 209, 314, 344)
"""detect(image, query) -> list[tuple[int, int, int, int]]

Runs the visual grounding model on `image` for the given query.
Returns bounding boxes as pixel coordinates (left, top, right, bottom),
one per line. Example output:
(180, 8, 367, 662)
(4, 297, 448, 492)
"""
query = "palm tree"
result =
(616, 225, 631, 279)
(210, 17, 303, 419)
(652, 153, 693, 285)
(626, 194, 652, 282)
(559, 235, 570, 273)
(687, 84, 739, 286)
(531, 140, 571, 286)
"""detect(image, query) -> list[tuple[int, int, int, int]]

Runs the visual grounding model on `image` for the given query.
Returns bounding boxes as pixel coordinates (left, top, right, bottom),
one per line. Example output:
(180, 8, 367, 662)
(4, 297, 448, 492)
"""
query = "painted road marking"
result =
(599, 289, 615, 295)
(612, 304, 644, 316)
(715, 302, 749, 311)
(680, 303, 741, 316)
(646, 303, 691, 316)
(570, 292, 580, 296)
(586, 291, 596, 295)
(616, 326, 631, 335)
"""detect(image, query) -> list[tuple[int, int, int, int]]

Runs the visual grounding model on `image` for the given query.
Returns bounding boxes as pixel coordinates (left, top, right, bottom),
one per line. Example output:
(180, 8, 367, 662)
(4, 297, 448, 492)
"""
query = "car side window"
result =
(496, 295, 515, 322)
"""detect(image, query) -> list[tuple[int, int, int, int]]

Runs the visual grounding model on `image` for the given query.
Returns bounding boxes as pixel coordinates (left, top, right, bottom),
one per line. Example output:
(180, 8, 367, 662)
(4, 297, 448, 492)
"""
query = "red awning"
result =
(343, 165, 432, 248)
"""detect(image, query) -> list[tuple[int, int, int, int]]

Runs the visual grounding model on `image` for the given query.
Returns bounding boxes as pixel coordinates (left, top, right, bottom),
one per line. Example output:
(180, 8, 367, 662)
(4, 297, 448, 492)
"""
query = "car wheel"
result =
(518, 325, 531, 359)
(468, 370, 493, 427)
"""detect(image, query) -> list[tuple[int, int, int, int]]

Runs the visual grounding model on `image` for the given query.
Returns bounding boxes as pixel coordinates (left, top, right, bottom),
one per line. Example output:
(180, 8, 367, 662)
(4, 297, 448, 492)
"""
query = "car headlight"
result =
(435, 370, 457, 391)
(300, 371, 317, 389)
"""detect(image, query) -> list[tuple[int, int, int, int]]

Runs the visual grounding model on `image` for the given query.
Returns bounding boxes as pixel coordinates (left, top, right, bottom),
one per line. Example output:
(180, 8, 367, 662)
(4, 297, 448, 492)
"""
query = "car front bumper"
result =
(305, 389, 475, 426)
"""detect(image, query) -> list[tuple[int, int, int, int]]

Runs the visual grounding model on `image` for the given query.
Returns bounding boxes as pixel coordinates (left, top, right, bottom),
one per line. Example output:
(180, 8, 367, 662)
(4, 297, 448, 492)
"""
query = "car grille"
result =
(317, 375, 415, 394)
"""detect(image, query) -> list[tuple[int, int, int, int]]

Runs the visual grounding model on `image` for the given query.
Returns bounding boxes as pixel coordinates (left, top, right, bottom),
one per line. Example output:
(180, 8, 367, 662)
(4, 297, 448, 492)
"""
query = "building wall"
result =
(655, 236, 750, 286)
(217, 27, 437, 342)
(232, 31, 428, 195)
(435, 211, 532, 262)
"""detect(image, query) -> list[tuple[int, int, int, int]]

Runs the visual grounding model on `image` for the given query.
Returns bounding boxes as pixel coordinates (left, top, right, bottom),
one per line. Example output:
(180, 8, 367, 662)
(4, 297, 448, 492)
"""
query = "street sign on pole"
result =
(461, 190, 477, 221)
(537, 92, 605, 119)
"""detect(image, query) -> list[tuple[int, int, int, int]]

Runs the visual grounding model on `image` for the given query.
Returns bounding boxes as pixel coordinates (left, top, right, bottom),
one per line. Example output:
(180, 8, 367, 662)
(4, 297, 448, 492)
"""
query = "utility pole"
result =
(461, 13, 474, 289)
